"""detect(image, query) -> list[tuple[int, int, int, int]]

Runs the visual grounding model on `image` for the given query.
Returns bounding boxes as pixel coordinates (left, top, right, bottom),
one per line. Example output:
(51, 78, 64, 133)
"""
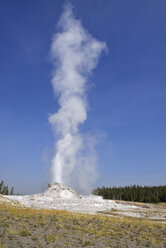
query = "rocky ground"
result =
(4, 183, 139, 215)
(0, 196, 166, 248)
(4, 183, 166, 221)
(0, 184, 165, 247)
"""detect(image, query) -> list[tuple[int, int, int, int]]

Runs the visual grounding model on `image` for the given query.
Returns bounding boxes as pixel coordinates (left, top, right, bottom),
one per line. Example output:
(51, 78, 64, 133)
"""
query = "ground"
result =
(0, 195, 166, 248)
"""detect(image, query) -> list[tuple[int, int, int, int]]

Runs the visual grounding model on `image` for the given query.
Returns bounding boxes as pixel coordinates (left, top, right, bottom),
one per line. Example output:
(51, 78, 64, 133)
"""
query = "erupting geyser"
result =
(49, 3, 106, 193)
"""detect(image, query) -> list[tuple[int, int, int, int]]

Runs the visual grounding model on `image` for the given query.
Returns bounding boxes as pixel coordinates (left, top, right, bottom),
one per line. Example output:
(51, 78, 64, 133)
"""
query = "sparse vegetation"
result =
(93, 185, 166, 203)
(0, 196, 165, 247)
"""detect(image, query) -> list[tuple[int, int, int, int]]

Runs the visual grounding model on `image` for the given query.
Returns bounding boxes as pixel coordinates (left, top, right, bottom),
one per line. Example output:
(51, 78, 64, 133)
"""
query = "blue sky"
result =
(0, 0, 166, 194)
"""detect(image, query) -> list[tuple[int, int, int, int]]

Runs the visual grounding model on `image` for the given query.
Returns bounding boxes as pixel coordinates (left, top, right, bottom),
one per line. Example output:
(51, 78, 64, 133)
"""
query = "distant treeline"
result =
(0, 180, 14, 195)
(92, 185, 166, 203)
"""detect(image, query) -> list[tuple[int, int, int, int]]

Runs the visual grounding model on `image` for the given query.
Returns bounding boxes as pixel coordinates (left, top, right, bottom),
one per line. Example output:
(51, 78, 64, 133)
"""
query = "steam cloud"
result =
(49, 4, 106, 193)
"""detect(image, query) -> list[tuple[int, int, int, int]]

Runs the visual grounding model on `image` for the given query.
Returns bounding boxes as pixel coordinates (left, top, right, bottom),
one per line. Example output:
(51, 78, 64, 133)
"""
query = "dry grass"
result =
(0, 195, 166, 247)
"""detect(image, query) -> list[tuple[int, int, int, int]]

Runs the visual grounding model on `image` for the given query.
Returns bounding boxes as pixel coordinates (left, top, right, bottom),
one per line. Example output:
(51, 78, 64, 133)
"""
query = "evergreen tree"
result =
(10, 186, 14, 195)
(1, 185, 8, 195)
(0, 180, 4, 193)
(0, 180, 15, 195)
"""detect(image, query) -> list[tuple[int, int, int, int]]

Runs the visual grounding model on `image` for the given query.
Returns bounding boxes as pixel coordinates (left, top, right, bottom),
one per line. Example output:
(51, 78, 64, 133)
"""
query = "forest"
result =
(92, 185, 166, 203)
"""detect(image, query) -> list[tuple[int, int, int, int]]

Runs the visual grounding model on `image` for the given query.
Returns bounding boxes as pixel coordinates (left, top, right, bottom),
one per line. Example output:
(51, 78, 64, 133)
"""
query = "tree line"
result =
(92, 185, 166, 203)
(0, 180, 14, 195)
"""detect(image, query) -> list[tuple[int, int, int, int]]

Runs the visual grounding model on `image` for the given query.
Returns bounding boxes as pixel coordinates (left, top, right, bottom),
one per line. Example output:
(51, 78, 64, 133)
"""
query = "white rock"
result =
(5, 183, 138, 214)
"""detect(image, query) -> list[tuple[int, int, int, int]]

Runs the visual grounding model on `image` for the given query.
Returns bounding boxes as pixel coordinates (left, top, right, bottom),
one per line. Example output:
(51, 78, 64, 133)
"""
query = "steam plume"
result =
(49, 4, 106, 193)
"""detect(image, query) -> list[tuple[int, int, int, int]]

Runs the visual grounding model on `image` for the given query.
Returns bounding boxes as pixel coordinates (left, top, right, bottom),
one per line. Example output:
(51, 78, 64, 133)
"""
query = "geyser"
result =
(49, 3, 106, 193)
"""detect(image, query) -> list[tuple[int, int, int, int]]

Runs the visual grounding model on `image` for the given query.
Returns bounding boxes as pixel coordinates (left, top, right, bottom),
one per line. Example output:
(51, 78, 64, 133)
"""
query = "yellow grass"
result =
(0, 195, 165, 247)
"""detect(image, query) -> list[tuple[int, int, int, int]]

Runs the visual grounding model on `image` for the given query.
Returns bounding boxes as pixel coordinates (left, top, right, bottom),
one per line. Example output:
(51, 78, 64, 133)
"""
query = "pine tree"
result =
(10, 186, 14, 195)
(1, 185, 8, 195)
(0, 180, 4, 193)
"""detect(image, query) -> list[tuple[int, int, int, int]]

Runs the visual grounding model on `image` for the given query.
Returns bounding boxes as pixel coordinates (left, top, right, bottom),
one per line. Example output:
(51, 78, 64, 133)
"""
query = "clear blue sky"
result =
(0, 0, 166, 194)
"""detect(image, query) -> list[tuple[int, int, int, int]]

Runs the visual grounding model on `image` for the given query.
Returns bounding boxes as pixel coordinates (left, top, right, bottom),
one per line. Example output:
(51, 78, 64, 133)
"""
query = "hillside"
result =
(0, 194, 166, 248)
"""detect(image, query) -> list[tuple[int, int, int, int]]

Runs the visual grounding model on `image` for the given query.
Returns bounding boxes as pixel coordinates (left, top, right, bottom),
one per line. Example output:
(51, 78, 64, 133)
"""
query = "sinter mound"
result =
(44, 183, 80, 199)
(4, 183, 142, 215)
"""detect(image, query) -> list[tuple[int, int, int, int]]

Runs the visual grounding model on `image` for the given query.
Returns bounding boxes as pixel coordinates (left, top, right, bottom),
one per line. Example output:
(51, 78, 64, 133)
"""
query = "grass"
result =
(0, 195, 166, 247)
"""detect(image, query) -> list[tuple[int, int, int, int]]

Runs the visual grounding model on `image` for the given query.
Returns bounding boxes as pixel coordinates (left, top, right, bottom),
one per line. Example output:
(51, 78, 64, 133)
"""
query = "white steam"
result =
(49, 4, 106, 193)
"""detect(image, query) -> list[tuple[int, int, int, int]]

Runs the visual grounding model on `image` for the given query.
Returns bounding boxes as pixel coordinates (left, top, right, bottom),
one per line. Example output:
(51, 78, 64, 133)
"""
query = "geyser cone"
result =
(45, 182, 80, 199)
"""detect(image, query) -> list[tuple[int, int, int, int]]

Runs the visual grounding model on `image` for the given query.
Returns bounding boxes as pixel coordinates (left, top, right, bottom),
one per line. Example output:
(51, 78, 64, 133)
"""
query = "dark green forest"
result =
(92, 185, 166, 203)
(0, 180, 14, 195)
